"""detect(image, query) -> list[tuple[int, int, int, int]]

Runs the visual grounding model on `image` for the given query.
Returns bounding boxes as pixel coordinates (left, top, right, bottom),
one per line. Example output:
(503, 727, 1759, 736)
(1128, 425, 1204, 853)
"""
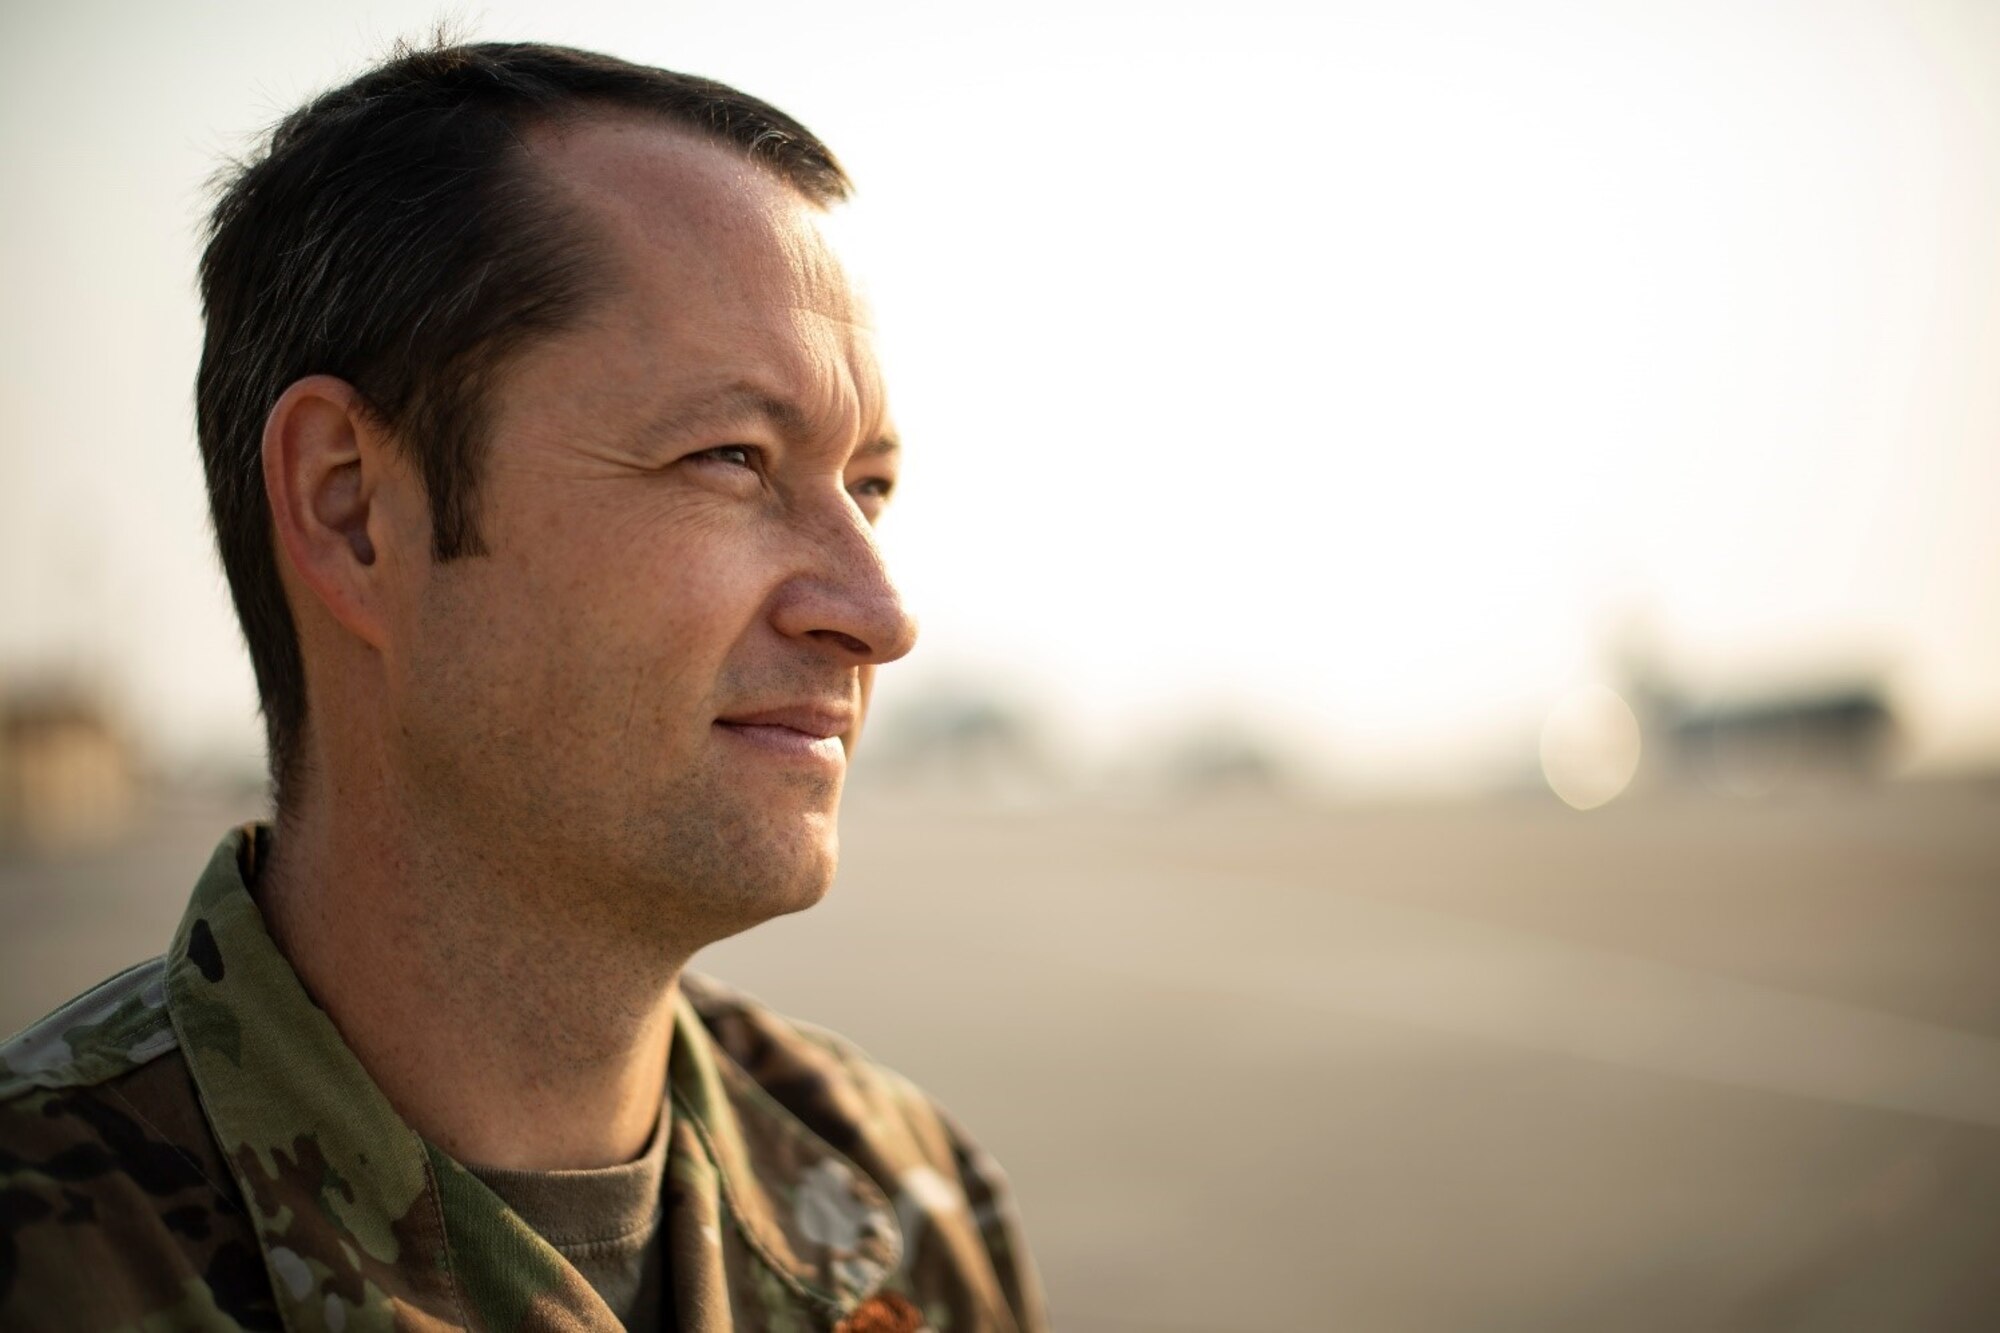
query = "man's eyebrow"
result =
(647, 384, 899, 460)
(656, 384, 814, 442)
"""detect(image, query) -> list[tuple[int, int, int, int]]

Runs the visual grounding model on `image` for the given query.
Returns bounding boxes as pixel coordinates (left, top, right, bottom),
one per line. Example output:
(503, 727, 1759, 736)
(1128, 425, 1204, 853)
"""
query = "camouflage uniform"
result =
(0, 827, 1046, 1332)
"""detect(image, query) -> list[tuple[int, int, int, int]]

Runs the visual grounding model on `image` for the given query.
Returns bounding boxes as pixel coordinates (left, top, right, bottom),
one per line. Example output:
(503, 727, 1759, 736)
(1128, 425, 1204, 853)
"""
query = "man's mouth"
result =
(713, 705, 851, 764)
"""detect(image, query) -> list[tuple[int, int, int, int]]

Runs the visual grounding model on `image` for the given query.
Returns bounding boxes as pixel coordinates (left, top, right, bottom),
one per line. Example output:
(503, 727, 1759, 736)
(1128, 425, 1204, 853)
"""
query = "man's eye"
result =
(850, 477, 895, 500)
(694, 445, 759, 470)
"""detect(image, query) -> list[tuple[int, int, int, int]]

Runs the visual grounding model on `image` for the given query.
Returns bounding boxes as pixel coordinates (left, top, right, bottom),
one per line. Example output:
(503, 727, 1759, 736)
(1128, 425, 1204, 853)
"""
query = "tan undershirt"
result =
(466, 1105, 671, 1330)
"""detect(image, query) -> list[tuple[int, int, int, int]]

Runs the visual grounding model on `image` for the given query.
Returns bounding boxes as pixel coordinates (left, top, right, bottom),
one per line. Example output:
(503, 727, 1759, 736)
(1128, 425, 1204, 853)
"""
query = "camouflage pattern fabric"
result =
(0, 827, 1047, 1332)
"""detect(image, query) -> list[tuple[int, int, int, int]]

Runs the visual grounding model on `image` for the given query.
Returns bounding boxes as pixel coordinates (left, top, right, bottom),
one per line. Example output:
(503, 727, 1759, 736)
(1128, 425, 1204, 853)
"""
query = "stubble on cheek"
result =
(404, 500, 849, 942)
(510, 637, 849, 940)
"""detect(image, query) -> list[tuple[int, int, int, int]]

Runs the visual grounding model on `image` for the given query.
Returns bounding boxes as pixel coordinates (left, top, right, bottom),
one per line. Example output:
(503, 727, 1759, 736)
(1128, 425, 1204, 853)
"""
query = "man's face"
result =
(383, 117, 914, 941)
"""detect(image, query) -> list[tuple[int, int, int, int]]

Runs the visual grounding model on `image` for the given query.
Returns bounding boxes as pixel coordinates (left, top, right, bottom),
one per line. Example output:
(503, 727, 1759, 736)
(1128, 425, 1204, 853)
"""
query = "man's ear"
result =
(262, 375, 407, 651)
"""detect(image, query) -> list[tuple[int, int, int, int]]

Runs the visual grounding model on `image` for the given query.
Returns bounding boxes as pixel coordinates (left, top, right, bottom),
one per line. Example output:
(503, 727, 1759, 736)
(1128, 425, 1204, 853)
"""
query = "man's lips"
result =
(714, 705, 852, 738)
(713, 705, 852, 764)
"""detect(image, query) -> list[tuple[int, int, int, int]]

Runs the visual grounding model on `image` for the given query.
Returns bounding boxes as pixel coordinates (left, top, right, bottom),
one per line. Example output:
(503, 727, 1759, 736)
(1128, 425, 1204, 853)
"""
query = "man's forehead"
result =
(523, 112, 851, 304)
(514, 112, 888, 443)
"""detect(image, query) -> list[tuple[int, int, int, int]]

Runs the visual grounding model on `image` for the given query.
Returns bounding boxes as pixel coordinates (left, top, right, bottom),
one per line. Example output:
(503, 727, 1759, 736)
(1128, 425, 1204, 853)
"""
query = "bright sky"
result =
(3, 0, 1997, 788)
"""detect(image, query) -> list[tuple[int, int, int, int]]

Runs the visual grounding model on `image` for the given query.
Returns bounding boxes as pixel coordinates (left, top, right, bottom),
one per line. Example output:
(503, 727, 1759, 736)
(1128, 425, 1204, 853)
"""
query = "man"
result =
(0, 40, 1044, 1332)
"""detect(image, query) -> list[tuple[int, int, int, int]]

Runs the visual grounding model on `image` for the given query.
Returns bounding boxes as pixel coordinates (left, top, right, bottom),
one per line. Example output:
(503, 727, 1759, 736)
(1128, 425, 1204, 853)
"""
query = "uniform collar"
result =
(165, 826, 463, 1329)
(164, 825, 901, 1332)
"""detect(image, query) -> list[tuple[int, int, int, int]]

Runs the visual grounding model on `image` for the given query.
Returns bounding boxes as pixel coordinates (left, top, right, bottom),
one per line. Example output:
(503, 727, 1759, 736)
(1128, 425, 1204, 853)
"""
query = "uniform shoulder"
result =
(0, 970, 271, 1330)
(0, 956, 179, 1100)
(681, 972, 1051, 1332)
(681, 970, 915, 1117)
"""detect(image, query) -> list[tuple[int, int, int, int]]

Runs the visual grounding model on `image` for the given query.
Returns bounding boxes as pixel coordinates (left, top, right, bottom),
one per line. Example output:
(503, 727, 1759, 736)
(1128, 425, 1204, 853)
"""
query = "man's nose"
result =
(770, 506, 919, 666)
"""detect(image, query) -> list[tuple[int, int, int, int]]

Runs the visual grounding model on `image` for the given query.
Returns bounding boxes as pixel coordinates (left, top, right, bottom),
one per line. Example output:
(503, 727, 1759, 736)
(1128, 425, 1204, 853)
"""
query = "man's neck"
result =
(256, 787, 682, 1171)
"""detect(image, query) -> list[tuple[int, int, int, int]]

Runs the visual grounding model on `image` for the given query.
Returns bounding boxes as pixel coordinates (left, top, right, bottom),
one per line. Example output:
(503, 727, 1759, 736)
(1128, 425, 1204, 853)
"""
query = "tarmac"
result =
(5, 778, 1997, 1330)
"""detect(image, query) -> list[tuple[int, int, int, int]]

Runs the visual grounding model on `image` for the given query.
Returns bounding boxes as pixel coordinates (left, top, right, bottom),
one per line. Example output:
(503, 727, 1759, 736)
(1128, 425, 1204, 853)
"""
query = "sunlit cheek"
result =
(641, 543, 796, 686)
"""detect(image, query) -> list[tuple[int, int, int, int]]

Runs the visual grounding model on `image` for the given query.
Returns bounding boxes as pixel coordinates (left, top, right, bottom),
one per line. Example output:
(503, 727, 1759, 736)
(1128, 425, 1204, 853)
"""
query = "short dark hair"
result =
(196, 40, 850, 805)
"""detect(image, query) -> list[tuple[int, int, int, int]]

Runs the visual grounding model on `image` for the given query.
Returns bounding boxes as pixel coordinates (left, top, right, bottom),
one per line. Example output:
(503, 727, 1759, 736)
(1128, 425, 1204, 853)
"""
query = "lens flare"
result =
(1540, 684, 1643, 810)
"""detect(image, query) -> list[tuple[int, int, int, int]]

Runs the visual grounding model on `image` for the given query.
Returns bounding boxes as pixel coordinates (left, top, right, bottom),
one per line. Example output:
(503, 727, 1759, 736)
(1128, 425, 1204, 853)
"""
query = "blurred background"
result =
(4, 0, 1998, 1327)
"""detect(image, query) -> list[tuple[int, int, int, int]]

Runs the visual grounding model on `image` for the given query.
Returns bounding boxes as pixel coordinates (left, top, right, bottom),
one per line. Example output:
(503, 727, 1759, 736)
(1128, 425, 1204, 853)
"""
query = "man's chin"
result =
(609, 779, 844, 940)
(695, 815, 839, 935)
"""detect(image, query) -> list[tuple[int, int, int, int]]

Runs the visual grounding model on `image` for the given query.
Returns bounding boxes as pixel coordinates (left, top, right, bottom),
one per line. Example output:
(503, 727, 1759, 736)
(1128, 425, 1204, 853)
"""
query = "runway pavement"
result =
(5, 779, 1997, 1329)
